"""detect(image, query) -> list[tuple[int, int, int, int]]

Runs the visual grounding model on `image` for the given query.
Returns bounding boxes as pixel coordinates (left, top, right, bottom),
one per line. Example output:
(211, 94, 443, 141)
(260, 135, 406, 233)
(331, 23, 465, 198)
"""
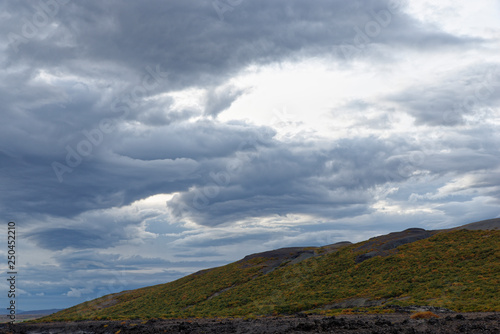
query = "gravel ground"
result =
(0, 312, 498, 334)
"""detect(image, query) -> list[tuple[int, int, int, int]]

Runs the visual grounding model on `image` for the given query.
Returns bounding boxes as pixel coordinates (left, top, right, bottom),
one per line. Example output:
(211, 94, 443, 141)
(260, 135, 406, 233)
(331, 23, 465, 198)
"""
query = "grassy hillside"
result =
(42, 228, 500, 321)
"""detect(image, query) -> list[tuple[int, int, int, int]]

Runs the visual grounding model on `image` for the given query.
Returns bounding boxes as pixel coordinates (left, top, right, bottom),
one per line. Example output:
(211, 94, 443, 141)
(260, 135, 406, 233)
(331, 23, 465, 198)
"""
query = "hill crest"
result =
(41, 218, 500, 321)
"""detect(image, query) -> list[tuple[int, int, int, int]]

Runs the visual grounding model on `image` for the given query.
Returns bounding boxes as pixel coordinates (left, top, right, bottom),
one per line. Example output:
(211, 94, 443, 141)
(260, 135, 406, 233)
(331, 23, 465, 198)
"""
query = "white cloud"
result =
(65, 287, 93, 298)
(405, 0, 500, 38)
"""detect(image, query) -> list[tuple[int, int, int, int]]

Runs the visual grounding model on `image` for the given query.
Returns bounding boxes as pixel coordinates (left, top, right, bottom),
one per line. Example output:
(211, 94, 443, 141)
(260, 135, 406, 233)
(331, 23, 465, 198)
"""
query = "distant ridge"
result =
(0, 309, 61, 315)
(453, 217, 500, 231)
(41, 218, 500, 321)
(19, 309, 62, 315)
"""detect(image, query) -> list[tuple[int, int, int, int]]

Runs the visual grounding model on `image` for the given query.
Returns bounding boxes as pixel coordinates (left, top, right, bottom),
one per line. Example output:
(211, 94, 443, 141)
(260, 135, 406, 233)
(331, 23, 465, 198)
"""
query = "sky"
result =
(0, 0, 499, 311)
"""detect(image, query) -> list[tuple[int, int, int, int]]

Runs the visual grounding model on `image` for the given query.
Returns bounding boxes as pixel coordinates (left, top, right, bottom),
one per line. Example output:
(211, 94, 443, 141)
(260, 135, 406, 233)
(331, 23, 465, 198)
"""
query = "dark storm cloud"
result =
(0, 118, 279, 220)
(1, 0, 482, 223)
(24, 213, 145, 251)
(166, 136, 420, 226)
(27, 228, 110, 250)
(112, 120, 274, 161)
(4, 0, 477, 84)
(0, 146, 199, 217)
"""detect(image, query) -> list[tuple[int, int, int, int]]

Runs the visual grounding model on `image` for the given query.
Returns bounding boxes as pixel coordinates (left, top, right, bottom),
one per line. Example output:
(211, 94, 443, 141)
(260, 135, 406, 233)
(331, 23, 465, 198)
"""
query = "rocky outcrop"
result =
(354, 228, 435, 263)
(239, 241, 352, 274)
(3, 313, 498, 334)
(453, 218, 500, 231)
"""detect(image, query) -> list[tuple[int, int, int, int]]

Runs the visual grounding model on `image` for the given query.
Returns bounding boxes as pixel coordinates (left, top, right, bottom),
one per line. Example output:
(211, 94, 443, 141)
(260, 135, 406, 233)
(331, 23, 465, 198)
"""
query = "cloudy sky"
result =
(1, 0, 499, 310)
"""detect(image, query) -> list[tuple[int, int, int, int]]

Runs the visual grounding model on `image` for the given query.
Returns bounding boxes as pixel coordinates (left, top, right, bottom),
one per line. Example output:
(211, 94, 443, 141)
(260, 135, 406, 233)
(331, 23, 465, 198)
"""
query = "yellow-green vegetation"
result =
(41, 229, 500, 321)
(43, 257, 268, 321)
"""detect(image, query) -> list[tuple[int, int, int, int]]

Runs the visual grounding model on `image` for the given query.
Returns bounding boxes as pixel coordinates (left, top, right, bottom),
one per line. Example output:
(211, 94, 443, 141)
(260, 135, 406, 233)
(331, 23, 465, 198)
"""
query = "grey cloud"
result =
(26, 228, 110, 251)
(422, 150, 500, 175)
(4, 0, 477, 87)
(173, 232, 276, 248)
(175, 251, 224, 258)
(113, 120, 274, 161)
(166, 136, 416, 226)
(389, 63, 500, 126)
(52, 251, 223, 271)
(166, 125, 500, 227)
(1, 1, 485, 221)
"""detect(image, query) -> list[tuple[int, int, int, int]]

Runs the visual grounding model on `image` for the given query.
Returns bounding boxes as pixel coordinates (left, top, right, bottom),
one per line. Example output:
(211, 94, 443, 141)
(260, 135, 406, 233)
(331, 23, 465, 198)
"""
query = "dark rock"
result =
(2, 313, 499, 334)
(295, 322, 316, 331)
(354, 228, 434, 263)
(375, 318, 392, 326)
(295, 312, 308, 318)
(356, 251, 380, 263)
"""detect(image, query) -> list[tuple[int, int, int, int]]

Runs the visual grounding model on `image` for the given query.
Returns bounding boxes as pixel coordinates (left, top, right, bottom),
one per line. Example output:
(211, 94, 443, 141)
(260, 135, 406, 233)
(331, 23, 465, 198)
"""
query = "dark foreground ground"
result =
(0, 313, 498, 334)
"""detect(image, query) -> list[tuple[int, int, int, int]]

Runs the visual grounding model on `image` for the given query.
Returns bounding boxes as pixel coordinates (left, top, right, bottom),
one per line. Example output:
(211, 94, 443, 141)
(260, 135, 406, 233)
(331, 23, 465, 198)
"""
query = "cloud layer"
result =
(0, 0, 499, 309)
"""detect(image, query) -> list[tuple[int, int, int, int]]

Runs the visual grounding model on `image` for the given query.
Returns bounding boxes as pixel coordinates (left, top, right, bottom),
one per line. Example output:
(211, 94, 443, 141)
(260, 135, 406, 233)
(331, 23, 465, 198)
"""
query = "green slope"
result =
(42, 227, 500, 321)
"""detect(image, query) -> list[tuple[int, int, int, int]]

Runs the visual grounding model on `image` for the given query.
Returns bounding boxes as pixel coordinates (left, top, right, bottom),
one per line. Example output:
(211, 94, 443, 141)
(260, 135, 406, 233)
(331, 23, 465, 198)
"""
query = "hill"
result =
(41, 219, 500, 321)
